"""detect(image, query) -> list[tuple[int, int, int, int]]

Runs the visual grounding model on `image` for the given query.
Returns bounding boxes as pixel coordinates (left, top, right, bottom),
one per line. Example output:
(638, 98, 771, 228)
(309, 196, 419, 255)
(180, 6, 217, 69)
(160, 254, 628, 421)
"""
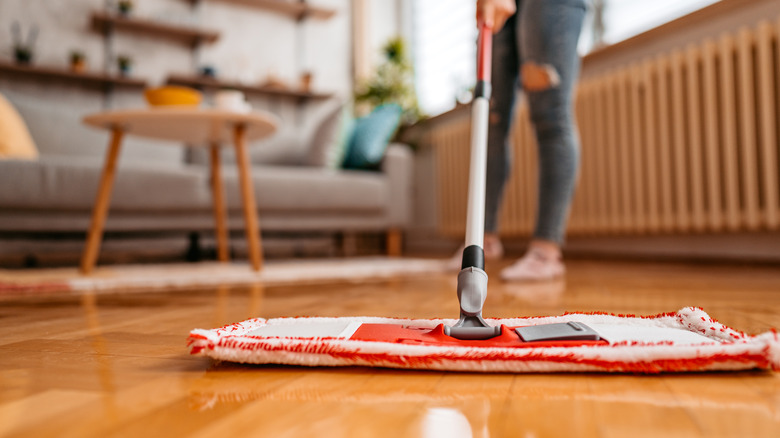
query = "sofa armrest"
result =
(381, 143, 414, 228)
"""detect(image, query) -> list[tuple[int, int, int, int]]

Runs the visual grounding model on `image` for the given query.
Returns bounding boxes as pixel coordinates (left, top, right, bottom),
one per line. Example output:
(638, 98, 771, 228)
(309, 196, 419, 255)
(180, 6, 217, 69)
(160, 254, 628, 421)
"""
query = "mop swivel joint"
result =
(456, 266, 487, 316)
(444, 264, 502, 340)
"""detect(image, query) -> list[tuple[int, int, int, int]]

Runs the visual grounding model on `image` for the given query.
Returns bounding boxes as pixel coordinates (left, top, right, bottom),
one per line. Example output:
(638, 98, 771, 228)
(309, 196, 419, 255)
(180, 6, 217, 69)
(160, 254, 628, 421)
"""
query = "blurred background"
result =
(0, 0, 778, 266)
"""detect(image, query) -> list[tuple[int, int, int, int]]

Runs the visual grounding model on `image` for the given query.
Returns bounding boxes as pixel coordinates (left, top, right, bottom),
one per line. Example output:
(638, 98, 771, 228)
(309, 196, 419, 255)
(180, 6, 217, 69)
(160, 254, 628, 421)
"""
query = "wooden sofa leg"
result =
(386, 228, 402, 257)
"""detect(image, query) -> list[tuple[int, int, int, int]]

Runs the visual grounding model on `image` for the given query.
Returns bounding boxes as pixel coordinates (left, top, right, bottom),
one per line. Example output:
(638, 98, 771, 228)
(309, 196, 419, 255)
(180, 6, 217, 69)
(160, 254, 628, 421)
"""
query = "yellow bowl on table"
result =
(144, 86, 202, 107)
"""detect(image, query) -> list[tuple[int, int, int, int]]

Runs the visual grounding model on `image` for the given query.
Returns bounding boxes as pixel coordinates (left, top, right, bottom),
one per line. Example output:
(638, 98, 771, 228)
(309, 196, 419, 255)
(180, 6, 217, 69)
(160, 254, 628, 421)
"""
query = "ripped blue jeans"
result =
(485, 0, 587, 245)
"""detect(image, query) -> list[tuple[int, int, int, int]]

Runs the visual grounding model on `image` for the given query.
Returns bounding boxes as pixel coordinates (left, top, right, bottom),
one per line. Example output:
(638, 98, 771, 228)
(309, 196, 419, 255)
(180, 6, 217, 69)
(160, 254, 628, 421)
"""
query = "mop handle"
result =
(462, 23, 493, 269)
(477, 22, 492, 84)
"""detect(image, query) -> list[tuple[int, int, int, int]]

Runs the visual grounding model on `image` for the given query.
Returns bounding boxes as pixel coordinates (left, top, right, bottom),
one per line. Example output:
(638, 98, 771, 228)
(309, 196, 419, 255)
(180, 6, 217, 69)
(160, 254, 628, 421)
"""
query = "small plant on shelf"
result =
(199, 65, 217, 78)
(13, 46, 32, 65)
(117, 55, 133, 76)
(11, 21, 38, 65)
(354, 36, 423, 126)
(70, 50, 86, 73)
(117, 0, 134, 16)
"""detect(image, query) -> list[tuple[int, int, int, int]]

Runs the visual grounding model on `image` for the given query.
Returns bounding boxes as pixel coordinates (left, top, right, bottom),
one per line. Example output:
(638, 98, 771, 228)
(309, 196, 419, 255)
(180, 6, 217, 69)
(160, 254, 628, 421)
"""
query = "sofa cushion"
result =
(342, 104, 402, 170)
(0, 93, 38, 160)
(305, 103, 353, 169)
(0, 156, 211, 212)
(187, 129, 308, 168)
(224, 166, 387, 212)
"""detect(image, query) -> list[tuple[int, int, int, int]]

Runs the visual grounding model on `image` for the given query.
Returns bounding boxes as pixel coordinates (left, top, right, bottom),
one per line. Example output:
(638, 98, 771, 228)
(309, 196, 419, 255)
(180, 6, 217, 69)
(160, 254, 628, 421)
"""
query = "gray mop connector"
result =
(444, 266, 502, 340)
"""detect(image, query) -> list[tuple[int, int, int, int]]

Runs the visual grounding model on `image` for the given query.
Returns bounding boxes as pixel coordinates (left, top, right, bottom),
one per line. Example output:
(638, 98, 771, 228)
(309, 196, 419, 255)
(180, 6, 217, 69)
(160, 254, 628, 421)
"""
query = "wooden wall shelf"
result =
(91, 12, 220, 47)
(0, 60, 147, 89)
(184, 0, 336, 20)
(167, 74, 333, 102)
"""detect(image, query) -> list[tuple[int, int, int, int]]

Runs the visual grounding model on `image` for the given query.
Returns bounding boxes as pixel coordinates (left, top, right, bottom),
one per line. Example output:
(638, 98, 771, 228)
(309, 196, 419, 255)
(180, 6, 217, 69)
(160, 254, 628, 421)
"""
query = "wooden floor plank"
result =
(0, 390, 100, 437)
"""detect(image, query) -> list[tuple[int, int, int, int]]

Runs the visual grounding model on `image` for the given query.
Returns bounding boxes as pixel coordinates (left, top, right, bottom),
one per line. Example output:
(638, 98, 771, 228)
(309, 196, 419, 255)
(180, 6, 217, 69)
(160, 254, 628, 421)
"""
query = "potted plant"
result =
(117, 0, 134, 16)
(354, 37, 423, 126)
(117, 55, 132, 76)
(199, 65, 217, 78)
(14, 46, 32, 65)
(70, 50, 86, 73)
(11, 22, 38, 65)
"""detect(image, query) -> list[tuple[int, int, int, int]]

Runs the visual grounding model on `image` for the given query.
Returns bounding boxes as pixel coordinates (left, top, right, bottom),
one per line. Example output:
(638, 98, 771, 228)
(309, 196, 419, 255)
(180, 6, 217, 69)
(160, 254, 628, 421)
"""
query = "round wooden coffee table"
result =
(81, 107, 279, 274)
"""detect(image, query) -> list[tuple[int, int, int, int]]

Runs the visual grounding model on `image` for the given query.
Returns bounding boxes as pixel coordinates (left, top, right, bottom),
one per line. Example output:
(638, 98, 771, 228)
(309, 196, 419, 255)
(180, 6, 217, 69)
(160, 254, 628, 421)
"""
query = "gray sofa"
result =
(0, 95, 413, 259)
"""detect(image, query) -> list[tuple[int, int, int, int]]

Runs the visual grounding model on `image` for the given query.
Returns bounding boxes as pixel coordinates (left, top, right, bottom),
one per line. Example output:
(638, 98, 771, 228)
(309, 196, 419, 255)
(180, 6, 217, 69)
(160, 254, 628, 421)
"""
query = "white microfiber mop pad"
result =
(188, 307, 779, 373)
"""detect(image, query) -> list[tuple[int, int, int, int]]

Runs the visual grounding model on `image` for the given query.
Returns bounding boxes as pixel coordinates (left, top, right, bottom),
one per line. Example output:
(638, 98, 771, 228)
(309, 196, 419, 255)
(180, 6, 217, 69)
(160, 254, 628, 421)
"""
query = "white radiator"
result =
(430, 18, 780, 238)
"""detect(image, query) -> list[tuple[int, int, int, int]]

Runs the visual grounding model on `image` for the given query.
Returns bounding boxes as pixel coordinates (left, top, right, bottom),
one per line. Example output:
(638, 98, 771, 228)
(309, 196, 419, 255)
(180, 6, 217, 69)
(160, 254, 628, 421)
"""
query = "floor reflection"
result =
(247, 283, 264, 319)
(498, 279, 566, 306)
(207, 282, 266, 328)
(186, 365, 779, 421)
(184, 363, 779, 437)
(419, 405, 487, 438)
(80, 291, 119, 419)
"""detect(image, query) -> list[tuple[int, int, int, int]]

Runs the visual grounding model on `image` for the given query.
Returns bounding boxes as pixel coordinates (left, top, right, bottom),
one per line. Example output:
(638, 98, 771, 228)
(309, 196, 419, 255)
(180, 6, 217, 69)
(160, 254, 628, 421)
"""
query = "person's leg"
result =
(483, 3, 522, 260)
(484, 6, 520, 238)
(501, 0, 586, 280)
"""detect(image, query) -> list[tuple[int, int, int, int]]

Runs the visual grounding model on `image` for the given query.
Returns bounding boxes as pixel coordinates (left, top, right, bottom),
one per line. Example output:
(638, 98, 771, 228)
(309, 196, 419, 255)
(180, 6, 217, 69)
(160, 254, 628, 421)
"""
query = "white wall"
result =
(0, 0, 353, 163)
(366, 0, 401, 65)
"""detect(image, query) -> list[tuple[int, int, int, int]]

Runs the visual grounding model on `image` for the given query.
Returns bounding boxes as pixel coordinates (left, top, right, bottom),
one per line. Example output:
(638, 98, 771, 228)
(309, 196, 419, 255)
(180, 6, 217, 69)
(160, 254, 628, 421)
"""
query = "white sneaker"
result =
(447, 239, 505, 271)
(499, 248, 565, 282)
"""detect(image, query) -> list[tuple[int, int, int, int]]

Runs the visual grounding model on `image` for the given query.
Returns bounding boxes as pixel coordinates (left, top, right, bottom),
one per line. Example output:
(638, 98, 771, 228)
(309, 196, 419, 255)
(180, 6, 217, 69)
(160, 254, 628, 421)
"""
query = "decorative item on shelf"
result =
(13, 46, 32, 65)
(259, 73, 288, 90)
(354, 36, 423, 126)
(69, 50, 87, 73)
(11, 21, 38, 65)
(144, 86, 202, 107)
(199, 65, 217, 78)
(299, 71, 313, 93)
(117, 55, 132, 76)
(215, 89, 251, 113)
(117, 0, 134, 17)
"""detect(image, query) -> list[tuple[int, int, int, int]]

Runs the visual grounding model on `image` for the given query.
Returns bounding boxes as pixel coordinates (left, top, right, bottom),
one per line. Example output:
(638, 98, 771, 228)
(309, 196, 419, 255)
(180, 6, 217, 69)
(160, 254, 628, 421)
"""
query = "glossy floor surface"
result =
(1, 259, 779, 437)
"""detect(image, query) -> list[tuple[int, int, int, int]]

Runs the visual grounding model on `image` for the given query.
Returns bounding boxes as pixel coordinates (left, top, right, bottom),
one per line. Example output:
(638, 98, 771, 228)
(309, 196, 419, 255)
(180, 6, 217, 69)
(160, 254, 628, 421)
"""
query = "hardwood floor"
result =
(1, 259, 778, 437)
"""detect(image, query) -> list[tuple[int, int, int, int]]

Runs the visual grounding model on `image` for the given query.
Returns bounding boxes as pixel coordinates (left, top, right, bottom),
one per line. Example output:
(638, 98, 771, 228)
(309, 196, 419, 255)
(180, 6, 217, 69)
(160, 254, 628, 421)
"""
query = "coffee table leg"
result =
(233, 124, 263, 271)
(210, 143, 230, 262)
(80, 128, 124, 274)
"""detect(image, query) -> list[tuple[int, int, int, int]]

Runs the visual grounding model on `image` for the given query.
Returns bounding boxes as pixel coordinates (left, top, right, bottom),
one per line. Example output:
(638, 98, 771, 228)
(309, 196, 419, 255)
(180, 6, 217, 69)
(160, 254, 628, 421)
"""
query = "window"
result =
(600, 0, 720, 45)
(409, 0, 476, 116)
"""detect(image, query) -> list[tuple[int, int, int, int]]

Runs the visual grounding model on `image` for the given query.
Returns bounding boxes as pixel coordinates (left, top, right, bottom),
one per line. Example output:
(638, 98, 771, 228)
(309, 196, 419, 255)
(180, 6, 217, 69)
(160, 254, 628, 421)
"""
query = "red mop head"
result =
(188, 307, 779, 373)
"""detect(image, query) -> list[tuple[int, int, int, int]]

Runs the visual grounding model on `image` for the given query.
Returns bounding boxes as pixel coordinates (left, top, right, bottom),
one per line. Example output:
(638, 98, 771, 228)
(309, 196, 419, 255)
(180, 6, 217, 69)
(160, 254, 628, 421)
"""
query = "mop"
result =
(188, 24, 779, 373)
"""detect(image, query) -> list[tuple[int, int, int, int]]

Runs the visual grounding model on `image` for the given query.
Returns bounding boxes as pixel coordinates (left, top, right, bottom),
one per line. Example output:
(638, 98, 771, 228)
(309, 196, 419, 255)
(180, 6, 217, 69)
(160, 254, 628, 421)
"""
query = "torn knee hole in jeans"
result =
(490, 111, 502, 124)
(521, 62, 560, 92)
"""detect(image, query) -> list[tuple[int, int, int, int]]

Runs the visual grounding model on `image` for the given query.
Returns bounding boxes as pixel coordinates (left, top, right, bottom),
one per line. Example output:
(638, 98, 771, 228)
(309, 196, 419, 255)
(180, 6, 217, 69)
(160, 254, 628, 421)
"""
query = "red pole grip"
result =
(476, 22, 492, 83)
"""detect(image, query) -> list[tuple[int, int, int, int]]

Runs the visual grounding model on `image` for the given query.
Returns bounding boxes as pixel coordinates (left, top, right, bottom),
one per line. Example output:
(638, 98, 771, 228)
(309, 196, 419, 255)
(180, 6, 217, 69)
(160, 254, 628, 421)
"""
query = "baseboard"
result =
(0, 233, 342, 268)
(405, 229, 780, 264)
(561, 232, 780, 264)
